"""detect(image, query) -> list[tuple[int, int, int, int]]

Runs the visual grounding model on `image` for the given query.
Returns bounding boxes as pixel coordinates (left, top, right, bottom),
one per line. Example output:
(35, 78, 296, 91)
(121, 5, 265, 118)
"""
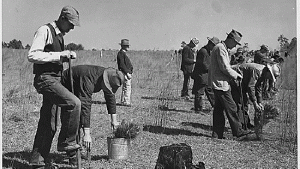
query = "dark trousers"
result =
(230, 81, 251, 129)
(262, 78, 274, 98)
(181, 73, 191, 96)
(31, 74, 81, 165)
(192, 79, 215, 109)
(212, 89, 244, 137)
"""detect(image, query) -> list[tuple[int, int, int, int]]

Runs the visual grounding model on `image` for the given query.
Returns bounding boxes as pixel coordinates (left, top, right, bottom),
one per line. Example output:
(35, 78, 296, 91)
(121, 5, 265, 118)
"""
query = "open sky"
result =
(2, 0, 297, 51)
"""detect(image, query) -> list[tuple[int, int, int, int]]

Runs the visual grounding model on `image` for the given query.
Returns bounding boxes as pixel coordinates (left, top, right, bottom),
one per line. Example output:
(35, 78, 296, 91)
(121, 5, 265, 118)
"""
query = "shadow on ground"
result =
(91, 155, 109, 161)
(3, 151, 109, 169)
(181, 122, 229, 132)
(141, 96, 193, 102)
(91, 100, 106, 104)
(91, 101, 133, 108)
(143, 125, 211, 138)
(157, 105, 192, 113)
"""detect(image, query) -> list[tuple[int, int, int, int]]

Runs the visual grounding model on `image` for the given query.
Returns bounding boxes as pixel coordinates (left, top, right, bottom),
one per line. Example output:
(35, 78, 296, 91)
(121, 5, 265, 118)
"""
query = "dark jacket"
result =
(254, 51, 273, 65)
(117, 49, 133, 74)
(62, 65, 116, 128)
(180, 45, 195, 74)
(192, 45, 210, 84)
(230, 52, 245, 65)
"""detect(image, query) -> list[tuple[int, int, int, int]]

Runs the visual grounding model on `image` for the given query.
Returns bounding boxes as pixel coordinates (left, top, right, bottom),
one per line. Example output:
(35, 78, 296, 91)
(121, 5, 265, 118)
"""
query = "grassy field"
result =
(2, 47, 297, 168)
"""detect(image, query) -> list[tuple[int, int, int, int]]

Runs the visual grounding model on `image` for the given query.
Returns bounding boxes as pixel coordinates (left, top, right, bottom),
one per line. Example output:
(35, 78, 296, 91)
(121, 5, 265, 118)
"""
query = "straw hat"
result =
(190, 38, 199, 46)
(207, 37, 220, 45)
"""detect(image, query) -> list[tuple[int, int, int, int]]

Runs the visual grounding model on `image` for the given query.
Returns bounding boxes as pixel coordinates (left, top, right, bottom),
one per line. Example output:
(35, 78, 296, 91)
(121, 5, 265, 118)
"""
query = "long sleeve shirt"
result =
(61, 65, 117, 128)
(28, 21, 63, 64)
(180, 45, 195, 74)
(232, 63, 265, 103)
(117, 49, 133, 74)
(208, 42, 241, 91)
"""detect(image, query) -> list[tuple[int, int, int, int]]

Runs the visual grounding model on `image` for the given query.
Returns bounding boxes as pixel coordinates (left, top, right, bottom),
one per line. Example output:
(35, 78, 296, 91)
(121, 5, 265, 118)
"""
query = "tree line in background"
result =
(2, 34, 296, 52)
(2, 39, 84, 50)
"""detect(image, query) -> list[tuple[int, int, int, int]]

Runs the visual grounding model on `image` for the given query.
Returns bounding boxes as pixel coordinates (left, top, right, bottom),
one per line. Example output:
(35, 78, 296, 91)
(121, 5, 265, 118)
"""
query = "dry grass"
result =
(2, 48, 297, 168)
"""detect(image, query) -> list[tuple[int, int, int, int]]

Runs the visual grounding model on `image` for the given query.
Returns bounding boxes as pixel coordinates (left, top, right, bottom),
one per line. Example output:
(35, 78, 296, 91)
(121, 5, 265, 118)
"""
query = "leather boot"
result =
(194, 94, 203, 111)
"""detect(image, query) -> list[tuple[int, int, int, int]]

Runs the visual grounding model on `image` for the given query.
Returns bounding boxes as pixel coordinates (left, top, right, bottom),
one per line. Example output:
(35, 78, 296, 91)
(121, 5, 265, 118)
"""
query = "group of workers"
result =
(179, 30, 281, 139)
(27, 5, 282, 169)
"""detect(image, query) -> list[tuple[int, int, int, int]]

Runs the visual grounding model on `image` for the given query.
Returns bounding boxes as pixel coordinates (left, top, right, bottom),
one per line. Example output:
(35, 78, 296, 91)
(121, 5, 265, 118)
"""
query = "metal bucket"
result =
(107, 137, 130, 160)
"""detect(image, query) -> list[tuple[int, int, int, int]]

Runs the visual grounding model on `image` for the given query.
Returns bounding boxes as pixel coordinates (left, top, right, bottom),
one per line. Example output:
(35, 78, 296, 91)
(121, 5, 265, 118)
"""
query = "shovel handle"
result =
(68, 58, 82, 169)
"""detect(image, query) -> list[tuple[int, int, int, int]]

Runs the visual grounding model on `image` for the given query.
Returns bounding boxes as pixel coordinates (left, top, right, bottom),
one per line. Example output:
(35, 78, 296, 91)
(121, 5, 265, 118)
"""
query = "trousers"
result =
(30, 74, 81, 165)
(192, 78, 215, 109)
(212, 89, 244, 137)
(181, 73, 191, 96)
(230, 81, 251, 129)
(121, 78, 131, 104)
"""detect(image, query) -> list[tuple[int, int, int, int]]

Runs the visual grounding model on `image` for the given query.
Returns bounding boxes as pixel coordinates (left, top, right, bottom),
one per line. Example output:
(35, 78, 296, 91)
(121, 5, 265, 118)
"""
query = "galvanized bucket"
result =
(107, 137, 130, 160)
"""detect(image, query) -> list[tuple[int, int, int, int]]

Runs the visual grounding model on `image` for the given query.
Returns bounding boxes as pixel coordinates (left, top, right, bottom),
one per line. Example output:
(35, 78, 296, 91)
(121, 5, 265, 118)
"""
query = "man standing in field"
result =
(180, 38, 199, 99)
(117, 39, 133, 107)
(209, 29, 252, 139)
(61, 65, 124, 158)
(191, 37, 219, 113)
(27, 6, 81, 168)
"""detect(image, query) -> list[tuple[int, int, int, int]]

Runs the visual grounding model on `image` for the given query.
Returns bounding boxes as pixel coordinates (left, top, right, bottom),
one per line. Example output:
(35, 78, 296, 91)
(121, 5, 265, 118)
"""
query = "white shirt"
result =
(28, 21, 63, 64)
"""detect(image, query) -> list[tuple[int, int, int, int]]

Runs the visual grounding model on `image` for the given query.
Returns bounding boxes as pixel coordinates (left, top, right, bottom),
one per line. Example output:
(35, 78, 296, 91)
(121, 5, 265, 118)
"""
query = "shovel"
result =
(68, 57, 82, 169)
(238, 80, 247, 130)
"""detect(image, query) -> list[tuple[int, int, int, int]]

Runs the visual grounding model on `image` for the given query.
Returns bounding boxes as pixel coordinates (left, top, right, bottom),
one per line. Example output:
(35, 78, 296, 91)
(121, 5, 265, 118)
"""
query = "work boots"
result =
(194, 95, 203, 113)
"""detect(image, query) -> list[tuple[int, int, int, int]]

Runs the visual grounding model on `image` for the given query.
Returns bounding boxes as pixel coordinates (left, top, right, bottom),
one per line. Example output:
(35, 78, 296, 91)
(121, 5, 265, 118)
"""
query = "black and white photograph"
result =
(2, 0, 297, 168)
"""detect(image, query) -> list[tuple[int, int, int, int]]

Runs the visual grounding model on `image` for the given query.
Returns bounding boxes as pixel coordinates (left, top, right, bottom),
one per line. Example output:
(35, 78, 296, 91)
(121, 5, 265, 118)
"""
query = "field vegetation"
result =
(2, 44, 297, 168)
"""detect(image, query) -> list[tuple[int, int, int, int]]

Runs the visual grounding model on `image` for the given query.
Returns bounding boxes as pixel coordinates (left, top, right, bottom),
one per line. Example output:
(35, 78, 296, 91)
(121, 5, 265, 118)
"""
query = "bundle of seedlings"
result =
(254, 103, 279, 139)
(113, 119, 140, 139)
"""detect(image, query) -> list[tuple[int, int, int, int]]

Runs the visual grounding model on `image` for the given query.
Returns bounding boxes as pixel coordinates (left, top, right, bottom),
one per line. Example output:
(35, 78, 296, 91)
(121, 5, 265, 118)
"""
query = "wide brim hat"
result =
(60, 6, 80, 26)
(190, 38, 199, 46)
(103, 68, 125, 94)
(207, 37, 220, 45)
(266, 64, 280, 82)
(226, 29, 242, 45)
(260, 44, 269, 51)
(119, 39, 130, 46)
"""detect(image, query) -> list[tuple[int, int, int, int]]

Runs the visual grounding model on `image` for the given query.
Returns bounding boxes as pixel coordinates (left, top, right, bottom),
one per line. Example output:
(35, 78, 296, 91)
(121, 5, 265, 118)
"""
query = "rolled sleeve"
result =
(28, 25, 61, 64)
